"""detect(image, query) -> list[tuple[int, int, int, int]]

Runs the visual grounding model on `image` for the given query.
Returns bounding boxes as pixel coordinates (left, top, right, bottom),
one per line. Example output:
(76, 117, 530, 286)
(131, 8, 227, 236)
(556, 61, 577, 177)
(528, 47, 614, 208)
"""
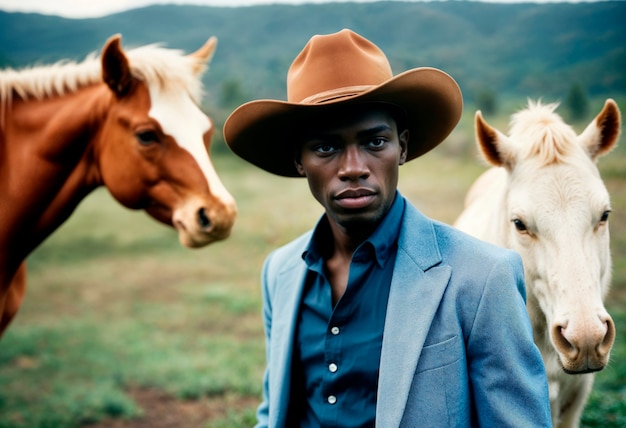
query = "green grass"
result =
(1, 103, 625, 427)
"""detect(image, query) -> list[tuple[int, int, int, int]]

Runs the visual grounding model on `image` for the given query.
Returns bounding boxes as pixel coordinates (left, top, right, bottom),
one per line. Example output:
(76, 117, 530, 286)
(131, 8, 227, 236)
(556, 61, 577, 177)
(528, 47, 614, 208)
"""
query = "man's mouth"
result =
(335, 188, 376, 209)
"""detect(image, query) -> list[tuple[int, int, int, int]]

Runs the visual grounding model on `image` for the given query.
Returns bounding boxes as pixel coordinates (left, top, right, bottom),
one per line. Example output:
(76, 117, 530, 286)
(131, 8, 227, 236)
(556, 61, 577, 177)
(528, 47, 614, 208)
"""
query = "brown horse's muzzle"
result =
(172, 196, 237, 248)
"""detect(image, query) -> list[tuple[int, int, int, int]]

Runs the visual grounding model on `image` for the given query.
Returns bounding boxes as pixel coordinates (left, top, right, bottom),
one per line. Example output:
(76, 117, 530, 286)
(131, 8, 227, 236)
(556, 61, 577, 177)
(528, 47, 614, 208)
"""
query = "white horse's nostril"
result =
(553, 323, 575, 355)
(599, 316, 616, 355)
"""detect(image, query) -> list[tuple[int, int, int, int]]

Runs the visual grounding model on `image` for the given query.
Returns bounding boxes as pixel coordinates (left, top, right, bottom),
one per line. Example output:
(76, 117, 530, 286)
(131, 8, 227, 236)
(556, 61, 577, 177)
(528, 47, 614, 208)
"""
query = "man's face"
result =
(295, 105, 408, 232)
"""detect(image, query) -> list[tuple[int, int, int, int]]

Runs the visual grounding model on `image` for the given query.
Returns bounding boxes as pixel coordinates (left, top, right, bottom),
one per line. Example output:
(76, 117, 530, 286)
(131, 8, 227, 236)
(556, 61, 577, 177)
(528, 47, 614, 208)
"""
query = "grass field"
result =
(0, 104, 625, 427)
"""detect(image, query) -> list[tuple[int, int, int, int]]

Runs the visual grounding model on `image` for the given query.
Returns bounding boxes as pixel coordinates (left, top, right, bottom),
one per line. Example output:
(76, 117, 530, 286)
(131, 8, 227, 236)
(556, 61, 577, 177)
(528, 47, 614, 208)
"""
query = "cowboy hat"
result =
(224, 29, 463, 177)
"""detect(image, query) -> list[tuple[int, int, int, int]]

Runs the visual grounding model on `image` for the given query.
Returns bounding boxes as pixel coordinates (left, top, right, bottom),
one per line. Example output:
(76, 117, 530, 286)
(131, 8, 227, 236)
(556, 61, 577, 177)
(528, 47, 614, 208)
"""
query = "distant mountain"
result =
(1, 1, 624, 107)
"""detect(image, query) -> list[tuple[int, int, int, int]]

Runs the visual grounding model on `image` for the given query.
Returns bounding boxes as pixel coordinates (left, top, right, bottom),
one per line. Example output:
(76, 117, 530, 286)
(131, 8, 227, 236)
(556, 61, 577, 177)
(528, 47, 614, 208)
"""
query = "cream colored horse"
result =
(454, 99, 621, 428)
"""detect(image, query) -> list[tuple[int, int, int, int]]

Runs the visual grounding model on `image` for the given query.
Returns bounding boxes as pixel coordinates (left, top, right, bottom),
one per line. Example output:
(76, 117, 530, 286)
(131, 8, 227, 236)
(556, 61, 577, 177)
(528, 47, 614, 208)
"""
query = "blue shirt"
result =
(292, 193, 405, 427)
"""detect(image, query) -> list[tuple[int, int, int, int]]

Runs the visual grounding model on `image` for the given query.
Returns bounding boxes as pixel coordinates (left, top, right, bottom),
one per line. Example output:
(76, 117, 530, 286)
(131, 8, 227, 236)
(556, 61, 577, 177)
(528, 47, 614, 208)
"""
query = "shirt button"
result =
(331, 326, 340, 335)
(328, 395, 337, 405)
(329, 363, 338, 373)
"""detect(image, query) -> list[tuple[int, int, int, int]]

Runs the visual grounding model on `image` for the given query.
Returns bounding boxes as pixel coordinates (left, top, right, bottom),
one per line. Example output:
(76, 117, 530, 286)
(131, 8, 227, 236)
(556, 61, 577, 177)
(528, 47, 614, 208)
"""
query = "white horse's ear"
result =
(475, 110, 516, 169)
(189, 36, 217, 75)
(578, 99, 621, 161)
(101, 34, 134, 97)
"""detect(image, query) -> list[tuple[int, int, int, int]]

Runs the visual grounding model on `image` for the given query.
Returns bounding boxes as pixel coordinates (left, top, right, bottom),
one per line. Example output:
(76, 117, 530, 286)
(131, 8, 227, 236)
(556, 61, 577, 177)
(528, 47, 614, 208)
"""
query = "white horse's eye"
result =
(600, 210, 610, 223)
(512, 218, 528, 232)
(594, 210, 610, 232)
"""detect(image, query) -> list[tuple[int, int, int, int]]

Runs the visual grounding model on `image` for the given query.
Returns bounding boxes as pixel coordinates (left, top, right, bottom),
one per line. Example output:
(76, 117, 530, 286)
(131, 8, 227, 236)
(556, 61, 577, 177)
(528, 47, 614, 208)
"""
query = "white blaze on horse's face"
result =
(148, 86, 236, 246)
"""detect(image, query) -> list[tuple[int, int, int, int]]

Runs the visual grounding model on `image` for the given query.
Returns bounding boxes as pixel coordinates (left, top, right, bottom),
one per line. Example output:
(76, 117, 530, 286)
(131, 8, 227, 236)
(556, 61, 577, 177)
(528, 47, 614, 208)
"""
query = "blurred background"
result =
(0, 1, 624, 427)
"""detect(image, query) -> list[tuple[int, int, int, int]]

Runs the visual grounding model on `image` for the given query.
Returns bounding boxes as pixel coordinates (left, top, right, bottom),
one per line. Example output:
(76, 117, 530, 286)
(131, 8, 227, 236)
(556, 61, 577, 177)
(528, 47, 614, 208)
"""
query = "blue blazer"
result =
(256, 200, 552, 427)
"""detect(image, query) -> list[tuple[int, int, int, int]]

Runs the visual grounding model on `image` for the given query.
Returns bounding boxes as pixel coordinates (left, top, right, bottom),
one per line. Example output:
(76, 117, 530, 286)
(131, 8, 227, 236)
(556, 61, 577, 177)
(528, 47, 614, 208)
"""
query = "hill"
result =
(0, 1, 624, 107)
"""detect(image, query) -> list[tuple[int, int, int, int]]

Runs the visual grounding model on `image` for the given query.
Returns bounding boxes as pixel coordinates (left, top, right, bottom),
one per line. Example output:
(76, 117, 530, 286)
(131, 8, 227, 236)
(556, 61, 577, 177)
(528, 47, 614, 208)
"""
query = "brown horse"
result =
(0, 35, 237, 338)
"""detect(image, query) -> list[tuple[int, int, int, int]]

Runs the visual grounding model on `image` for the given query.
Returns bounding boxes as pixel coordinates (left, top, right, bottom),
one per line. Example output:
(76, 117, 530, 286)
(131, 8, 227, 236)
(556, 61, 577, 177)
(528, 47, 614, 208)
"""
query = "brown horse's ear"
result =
(188, 36, 217, 75)
(101, 34, 134, 97)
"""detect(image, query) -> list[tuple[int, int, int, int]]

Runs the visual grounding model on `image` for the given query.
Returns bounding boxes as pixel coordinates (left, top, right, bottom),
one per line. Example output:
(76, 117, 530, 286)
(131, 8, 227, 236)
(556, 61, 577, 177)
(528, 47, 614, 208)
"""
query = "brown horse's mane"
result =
(508, 99, 579, 166)
(0, 43, 206, 107)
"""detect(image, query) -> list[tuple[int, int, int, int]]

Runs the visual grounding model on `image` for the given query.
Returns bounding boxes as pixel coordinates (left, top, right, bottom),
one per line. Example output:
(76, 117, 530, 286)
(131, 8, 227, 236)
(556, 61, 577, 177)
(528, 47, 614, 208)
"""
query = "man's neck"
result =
(327, 220, 374, 259)
(323, 219, 376, 305)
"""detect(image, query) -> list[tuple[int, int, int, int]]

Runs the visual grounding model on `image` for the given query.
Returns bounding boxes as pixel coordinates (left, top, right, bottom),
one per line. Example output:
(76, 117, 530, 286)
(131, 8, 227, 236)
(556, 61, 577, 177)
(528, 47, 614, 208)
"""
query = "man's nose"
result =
(338, 145, 369, 180)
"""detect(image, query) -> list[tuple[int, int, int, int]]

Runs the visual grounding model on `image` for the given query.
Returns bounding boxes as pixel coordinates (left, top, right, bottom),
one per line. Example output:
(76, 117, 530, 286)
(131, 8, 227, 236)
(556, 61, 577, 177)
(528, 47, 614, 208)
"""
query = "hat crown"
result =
(287, 29, 393, 104)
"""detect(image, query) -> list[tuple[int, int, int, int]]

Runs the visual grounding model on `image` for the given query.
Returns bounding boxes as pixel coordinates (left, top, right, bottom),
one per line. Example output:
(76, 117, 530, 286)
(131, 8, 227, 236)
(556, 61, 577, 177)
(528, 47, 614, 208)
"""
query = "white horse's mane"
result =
(0, 42, 206, 106)
(508, 99, 579, 165)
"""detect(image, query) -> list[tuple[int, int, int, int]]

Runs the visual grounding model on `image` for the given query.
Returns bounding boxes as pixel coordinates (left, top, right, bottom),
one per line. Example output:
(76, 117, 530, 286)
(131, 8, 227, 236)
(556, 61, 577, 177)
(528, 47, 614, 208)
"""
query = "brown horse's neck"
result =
(0, 84, 111, 271)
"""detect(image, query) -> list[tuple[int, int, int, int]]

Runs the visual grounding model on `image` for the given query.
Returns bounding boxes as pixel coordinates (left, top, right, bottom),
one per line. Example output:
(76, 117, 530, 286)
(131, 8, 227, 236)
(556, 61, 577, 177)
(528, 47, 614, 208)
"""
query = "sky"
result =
(0, 0, 601, 19)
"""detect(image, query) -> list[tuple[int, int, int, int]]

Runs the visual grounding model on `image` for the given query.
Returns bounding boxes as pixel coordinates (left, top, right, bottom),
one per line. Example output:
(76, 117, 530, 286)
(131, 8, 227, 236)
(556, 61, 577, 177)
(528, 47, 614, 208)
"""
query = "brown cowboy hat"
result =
(224, 29, 463, 177)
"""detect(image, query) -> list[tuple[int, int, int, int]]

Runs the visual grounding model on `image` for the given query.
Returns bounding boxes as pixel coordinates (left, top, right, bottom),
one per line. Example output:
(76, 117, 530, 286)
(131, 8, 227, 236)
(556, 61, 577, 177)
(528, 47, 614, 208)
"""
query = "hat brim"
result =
(224, 67, 463, 177)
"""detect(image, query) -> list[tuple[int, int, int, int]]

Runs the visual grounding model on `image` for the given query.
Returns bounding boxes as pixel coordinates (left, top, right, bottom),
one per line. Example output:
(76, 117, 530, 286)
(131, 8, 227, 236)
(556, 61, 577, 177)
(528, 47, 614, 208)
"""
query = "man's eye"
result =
(367, 138, 386, 148)
(314, 144, 336, 154)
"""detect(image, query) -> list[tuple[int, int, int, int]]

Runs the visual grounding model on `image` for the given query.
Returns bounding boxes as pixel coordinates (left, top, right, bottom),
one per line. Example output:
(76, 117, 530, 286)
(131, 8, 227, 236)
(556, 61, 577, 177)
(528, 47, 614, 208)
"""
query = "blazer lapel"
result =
(376, 205, 452, 427)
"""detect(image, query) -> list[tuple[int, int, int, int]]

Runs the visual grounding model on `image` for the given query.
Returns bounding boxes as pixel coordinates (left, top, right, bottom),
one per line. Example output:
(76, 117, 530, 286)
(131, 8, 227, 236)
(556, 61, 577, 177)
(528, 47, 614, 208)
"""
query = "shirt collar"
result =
(303, 191, 405, 268)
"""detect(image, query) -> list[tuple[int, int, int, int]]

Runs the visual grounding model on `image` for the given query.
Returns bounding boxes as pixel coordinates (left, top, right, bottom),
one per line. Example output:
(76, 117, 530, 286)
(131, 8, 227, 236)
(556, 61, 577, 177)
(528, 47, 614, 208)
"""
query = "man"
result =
(224, 29, 551, 427)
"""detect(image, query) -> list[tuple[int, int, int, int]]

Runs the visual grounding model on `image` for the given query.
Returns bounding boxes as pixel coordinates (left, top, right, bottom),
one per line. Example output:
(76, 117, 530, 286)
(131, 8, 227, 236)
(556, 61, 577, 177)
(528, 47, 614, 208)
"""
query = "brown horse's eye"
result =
(136, 130, 159, 145)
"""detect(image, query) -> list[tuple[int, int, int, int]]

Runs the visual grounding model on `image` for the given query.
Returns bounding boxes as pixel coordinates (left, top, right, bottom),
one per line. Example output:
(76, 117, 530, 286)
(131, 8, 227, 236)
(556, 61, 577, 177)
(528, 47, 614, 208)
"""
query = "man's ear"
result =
(294, 159, 306, 176)
(398, 129, 409, 165)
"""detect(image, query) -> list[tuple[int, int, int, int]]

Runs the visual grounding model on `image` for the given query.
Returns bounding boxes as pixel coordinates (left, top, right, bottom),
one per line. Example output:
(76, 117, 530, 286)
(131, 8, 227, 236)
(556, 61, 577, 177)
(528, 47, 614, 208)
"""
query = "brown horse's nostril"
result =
(198, 207, 211, 229)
